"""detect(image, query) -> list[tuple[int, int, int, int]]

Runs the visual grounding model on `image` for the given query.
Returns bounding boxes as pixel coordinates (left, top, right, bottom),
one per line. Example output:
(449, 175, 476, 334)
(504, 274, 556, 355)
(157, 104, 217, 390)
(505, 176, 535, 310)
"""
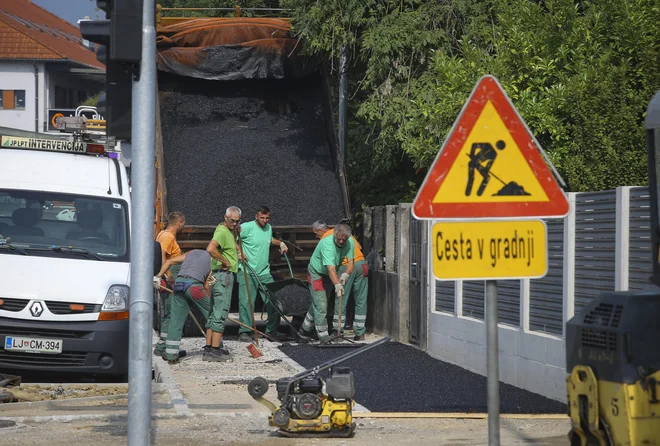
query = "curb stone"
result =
(153, 355, 192, 417)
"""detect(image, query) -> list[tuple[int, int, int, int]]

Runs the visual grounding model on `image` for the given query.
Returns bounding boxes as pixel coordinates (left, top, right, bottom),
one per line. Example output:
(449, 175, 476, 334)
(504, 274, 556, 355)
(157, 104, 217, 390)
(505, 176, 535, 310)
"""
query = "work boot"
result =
(298, 328, 318, 340)
(238, 332, 252, 343)
(202, 342, 228, 357)
(202, 344, 229, 361)
(153, 344, 165, 356)
(160, 350, 186, 361)
(354, 334, 365, 341)
(163, 353, 181, 364)
(204, 347, 231, 362)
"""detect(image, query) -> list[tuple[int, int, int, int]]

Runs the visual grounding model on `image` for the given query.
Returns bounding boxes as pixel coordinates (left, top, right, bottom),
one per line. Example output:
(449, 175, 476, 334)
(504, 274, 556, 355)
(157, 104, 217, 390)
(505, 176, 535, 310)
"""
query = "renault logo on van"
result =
(30, 301, 44, 317)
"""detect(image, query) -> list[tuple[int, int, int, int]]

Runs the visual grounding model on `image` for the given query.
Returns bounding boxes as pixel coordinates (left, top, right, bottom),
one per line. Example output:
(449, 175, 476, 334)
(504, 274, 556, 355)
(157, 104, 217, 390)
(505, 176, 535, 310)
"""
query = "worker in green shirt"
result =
(300, 223, 354, 342)
(237, 205, 289, 342)
(204, 206, 240, 362)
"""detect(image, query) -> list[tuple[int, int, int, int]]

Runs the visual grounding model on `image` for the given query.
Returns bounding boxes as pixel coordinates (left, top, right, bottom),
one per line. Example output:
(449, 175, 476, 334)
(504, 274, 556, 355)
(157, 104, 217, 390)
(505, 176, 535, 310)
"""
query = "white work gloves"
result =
(153, 276, 162, 290)
(339, 272, 350, 286)
(279, 241, 288, 254)
(206, 274, 217, 286)
(334, 283, 345, 298)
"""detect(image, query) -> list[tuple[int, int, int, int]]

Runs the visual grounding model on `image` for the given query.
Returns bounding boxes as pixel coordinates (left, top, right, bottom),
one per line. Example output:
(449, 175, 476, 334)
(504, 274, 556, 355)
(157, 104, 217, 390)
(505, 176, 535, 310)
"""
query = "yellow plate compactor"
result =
(248, 336, 390, 437)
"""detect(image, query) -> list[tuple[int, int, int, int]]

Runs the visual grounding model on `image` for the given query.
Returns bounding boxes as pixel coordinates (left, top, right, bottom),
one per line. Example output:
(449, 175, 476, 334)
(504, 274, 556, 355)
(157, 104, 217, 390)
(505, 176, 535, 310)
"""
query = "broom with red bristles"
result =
(238, 238, 263, 359)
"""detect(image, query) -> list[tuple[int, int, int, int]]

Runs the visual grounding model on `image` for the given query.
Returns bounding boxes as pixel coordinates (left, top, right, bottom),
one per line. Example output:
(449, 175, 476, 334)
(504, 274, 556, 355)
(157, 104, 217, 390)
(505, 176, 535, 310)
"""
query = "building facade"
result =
(0, 1, 104, 133)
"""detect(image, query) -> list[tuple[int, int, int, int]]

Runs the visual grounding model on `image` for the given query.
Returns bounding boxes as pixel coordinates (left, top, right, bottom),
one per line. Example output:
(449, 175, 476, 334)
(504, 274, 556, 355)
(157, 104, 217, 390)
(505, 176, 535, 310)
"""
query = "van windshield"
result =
(0, 189, 129, 262)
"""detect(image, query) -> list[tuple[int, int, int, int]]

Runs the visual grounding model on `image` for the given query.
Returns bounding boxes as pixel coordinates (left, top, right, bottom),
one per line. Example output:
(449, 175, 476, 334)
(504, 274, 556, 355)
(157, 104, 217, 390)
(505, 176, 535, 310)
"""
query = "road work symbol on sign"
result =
(432, 220, 547, 280)
(412, 75, 568, 219)
(465, 140, 530, 197)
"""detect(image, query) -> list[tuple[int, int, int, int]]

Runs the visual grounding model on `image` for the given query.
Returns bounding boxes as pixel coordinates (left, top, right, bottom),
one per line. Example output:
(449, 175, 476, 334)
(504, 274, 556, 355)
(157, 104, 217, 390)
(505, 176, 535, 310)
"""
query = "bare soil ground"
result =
(0, 415, 570, 446)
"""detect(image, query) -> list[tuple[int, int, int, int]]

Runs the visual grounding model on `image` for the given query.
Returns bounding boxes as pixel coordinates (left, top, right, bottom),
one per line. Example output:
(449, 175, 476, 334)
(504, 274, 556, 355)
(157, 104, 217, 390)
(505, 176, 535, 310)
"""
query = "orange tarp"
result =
(156, 17, 315, 80)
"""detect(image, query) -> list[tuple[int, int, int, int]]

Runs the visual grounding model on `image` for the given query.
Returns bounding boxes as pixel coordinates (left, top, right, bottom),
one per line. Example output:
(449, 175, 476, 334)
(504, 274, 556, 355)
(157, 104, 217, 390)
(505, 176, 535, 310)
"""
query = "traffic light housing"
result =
(80, 1, 143, 140)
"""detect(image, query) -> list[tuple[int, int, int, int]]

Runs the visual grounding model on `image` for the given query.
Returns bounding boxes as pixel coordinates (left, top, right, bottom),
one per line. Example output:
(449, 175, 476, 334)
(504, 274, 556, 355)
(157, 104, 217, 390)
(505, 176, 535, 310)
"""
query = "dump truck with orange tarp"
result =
(153, 9, 350, 335)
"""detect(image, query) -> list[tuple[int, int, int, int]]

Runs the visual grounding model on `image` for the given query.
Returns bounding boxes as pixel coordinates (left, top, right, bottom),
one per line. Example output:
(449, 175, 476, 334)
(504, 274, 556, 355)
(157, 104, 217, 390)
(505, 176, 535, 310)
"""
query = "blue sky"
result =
(32, 0, 102, 26)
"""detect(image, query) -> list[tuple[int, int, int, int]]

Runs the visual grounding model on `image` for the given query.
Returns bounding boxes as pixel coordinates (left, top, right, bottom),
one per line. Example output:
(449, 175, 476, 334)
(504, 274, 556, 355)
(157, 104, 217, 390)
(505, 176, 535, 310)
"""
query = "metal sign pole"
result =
(486, 279, 500, 445)
(128, 0, 156, 444)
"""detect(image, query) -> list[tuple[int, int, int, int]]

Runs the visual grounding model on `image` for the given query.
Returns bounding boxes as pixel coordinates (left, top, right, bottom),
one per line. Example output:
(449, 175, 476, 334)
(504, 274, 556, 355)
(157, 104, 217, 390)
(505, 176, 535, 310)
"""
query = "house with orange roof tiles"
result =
(0, 0, 104, 133)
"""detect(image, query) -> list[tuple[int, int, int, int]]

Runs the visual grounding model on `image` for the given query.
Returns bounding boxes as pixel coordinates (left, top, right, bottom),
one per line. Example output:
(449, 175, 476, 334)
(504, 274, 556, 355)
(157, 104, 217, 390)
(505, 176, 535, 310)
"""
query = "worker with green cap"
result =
(300, 223, 354, 342)
(237, 205, 289, 342)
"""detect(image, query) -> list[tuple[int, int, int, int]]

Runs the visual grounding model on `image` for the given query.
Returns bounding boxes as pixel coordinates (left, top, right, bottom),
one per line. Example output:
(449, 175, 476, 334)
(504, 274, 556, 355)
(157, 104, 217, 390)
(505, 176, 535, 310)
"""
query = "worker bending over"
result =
(153, 249, 224, 363)
(314, 221, 369, 341)
(153, 212, 185, 357)
(300, 223, 354, 342)
(237, 205, 289, 342)
(204, 206, 241, 361)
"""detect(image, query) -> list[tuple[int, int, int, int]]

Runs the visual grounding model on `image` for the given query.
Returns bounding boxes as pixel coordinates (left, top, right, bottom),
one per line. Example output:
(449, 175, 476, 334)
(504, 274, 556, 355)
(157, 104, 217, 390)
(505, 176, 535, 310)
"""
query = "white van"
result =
(0, 137, 131, 378)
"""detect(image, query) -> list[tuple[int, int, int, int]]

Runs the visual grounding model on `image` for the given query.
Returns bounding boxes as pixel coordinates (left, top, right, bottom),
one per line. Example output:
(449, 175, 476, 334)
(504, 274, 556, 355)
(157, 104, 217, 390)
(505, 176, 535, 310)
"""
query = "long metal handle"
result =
(283, 252, 294, 279)
(292, 336, 391, 380)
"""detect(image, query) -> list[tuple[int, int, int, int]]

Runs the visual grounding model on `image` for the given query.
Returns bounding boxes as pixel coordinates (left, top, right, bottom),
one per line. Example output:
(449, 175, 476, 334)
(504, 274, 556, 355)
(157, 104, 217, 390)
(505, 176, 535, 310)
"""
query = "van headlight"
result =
(99, 285, 129, 320)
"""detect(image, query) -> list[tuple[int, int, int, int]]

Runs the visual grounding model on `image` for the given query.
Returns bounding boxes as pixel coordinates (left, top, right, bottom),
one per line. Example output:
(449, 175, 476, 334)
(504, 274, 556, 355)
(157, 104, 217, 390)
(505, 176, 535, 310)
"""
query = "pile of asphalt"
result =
(270, 282, 311, 316)
(279, 342, 567, 414)
(159, 73, 345, 226)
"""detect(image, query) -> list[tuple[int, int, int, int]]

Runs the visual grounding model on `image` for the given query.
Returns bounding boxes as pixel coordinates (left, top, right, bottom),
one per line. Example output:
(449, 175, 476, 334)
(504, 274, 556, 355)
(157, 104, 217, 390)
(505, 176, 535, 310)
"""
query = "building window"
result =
(15, 90, 25, 109)
(0, 90, 26, 110)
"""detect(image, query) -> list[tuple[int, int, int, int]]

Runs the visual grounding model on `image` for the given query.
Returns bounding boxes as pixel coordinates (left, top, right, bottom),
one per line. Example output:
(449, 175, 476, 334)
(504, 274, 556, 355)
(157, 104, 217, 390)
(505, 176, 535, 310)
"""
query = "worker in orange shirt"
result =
(312, 220, 369, 341)
(154, 212, 186, 357)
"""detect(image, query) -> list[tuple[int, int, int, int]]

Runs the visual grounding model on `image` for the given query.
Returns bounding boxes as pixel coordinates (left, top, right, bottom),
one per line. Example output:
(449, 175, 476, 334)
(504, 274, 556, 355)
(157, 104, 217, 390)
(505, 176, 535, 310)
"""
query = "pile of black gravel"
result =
(159, 72, 345, 226)
(269, 281, 311, 316)
(279, 342, 567, 414)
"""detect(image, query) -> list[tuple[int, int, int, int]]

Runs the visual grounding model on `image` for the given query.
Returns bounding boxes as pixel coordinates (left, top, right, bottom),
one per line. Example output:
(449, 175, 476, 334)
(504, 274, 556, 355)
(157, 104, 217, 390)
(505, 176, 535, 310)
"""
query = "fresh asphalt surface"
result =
(279, 342, 568, 414)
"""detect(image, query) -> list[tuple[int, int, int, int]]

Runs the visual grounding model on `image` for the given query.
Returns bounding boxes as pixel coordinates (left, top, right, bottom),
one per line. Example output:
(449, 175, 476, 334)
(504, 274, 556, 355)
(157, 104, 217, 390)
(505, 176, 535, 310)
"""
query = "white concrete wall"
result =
(427, 309, 566, 402)
(0, 61, 39, 132)
(425, 222, 567, 403)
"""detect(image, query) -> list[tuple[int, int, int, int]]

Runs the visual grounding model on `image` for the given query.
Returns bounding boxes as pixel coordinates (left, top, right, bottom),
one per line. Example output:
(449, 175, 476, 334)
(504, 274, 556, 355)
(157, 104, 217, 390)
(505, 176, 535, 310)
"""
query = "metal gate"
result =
(409, 214, 426, 344)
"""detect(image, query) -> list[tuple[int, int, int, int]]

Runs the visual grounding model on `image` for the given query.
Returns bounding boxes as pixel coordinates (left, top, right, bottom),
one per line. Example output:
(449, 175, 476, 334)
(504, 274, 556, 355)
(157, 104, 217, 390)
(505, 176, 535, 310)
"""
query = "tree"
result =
(284, 0, 660, 204)
(158, 0, 281, 17)
(156, 1, 660, 205)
